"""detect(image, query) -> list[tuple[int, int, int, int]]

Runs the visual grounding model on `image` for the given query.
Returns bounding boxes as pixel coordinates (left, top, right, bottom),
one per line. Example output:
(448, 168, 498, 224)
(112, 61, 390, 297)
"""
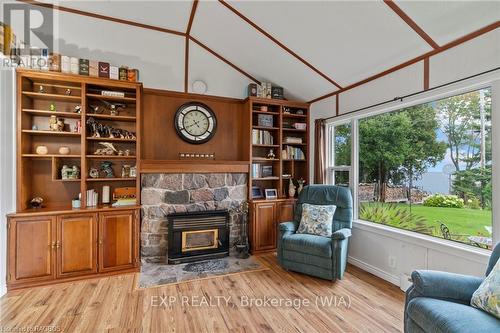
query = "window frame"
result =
(325, 75, 499, 246)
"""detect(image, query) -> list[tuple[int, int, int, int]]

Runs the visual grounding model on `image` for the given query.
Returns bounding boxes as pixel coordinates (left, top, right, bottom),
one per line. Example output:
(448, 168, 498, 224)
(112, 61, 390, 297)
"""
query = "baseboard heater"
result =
(167, 210, 229, 264)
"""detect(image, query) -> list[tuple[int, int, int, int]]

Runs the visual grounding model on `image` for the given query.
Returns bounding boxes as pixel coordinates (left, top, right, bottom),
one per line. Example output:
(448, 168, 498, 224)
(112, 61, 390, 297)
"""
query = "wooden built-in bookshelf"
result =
(246, 97, 310, 200)
(16, 69, 142, 211)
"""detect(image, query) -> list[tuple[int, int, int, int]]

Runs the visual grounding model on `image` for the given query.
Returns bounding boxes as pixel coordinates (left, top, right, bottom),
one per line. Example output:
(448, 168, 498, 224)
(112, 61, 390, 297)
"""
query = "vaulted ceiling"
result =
(24, 1, 500, 101)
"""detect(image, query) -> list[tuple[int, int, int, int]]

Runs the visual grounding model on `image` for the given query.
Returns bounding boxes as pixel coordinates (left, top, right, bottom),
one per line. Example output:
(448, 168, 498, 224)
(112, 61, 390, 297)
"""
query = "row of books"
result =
(251, 164, 274, 178)
(252, 129, 274, 145)
(282, 146, 305, 160)
(86, 189, 99, 207)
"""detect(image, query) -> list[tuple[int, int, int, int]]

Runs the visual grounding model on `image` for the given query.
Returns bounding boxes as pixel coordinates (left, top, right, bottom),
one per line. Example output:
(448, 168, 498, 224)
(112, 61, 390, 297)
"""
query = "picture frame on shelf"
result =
(251, 186, 263, 199)
(264, 189, 278, 200)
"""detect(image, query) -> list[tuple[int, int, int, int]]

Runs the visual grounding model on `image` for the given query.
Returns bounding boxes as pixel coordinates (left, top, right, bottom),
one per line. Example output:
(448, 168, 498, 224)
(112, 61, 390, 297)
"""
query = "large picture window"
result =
(328, 87, 493, 249)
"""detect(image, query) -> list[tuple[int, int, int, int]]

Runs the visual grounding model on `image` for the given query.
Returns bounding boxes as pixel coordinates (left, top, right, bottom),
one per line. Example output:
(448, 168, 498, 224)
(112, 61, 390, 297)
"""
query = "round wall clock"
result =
(174, 102, 217, 144)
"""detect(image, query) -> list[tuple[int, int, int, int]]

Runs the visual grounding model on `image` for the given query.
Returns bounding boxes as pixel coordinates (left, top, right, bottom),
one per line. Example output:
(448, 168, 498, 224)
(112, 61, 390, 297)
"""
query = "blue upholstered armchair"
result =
(277, 185, 353, 281)
(405, 242, 500, 333)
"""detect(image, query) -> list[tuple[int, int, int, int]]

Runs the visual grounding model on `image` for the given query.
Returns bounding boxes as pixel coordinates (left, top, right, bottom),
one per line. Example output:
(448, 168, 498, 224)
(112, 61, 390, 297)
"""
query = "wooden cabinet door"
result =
(277, 200, 295, 223)
(254, 202, 277, 251)
(56, 214, 98, 278)
(98, 210, 136, 272)
(7, 216, 56, 284)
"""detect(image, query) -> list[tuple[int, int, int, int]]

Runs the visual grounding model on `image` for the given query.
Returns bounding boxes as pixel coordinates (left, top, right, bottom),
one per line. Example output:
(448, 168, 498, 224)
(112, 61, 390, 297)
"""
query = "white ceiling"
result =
(30, 1, 500, 101)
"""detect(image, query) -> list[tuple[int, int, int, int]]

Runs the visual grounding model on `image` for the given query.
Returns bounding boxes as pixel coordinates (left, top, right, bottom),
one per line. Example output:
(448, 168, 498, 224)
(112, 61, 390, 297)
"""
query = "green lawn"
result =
(359, 202, 492, 244)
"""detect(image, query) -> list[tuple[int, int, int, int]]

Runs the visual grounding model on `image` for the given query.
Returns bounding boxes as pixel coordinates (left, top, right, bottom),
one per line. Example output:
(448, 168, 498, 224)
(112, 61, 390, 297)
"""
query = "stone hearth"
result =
(141, 173, 247, 263)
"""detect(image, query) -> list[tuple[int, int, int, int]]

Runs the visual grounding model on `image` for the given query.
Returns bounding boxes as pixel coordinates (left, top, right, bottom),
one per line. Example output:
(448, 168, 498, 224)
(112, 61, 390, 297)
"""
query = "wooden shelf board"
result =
(86, 93, 136, 102)
(86, 155, 137, 159)
(22, 109, 82, 118)
(87, 177, 136, 182)
(252, 177, 280, 181)
(252, 144, 279, 148)
(283, 128, 307, 132)
(32, 81, 82, 90)
(8, 203, 141, 217)
(140, 160, 249, 174)
(53, 178, 81, 182)
(22, 154, 81, 158)
(252, 158, 280, 161)
(252, 126, 279, 130)
(22, 130, 81, 137)
(22, 91, 82, 102)
(86, 137, 136, 142)
(252, 110, 280, 115)
(282, 113, 307, 118)
(86, 113, 136, 121)
(282, 159, 307, 162)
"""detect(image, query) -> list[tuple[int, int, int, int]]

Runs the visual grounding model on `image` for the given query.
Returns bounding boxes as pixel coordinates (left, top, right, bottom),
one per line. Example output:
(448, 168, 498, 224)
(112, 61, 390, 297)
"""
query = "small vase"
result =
(36, 145, 48, 155)
(288, 180, 296, 198)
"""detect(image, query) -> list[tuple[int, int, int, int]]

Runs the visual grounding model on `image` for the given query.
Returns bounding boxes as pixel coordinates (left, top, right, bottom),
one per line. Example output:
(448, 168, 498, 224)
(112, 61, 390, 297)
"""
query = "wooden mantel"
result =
(140, 160, 250, 174)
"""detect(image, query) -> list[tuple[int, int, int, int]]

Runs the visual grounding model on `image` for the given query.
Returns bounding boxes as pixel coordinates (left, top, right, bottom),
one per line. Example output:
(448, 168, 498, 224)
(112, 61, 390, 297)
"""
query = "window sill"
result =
(352, 219, 491, 264)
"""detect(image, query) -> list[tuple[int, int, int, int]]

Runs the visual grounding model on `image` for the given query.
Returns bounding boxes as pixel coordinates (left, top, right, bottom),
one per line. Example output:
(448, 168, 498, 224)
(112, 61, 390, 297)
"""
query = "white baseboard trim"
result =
(348, 256, 400, 287)
(0, 283, 6, 297)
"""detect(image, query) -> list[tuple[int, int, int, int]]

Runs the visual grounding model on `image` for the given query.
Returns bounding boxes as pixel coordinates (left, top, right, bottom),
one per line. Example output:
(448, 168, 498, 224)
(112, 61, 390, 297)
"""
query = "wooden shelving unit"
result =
(16, 69, 142, 211)
(246, 96, 310, 200)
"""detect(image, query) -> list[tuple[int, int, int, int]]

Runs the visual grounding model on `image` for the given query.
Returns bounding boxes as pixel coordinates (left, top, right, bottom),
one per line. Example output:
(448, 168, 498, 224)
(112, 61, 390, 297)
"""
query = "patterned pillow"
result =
(471, 258, 500, 319)
(297, 203, 336, 237)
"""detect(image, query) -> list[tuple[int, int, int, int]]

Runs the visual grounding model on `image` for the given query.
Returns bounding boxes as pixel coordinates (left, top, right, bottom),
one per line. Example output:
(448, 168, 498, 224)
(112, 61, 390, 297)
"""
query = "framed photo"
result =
(264, 189, 278, 200)
(251, 186, 263, 199)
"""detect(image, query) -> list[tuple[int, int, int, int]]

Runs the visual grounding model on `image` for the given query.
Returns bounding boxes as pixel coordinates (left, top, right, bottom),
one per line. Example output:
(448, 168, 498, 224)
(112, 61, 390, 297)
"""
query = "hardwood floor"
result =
(0, 254, 404, 332)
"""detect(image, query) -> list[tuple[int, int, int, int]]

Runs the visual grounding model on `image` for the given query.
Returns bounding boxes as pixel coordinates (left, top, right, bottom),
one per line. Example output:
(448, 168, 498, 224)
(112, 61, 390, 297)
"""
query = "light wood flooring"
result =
(0, 254, 404, 332)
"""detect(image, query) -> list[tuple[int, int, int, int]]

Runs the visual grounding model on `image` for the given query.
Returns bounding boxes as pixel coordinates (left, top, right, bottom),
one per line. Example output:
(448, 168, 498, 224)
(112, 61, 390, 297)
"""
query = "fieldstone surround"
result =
(141, 173, 248, 263)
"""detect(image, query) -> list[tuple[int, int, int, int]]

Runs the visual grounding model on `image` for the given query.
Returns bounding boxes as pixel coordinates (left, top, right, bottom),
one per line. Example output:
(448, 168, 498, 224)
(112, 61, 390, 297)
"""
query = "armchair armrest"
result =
(408, 270, 483, 304)
(279, 221, 298, 233)
(331, 228, 351, 240)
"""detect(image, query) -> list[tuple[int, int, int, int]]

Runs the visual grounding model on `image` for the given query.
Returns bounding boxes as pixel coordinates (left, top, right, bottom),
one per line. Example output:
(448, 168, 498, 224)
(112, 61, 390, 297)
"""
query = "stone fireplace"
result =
(140, 173, 247, 263)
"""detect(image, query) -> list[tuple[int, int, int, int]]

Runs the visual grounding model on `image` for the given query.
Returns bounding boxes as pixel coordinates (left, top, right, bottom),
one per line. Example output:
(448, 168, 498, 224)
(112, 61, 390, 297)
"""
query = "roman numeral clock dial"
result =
(174, 102, 217, 144)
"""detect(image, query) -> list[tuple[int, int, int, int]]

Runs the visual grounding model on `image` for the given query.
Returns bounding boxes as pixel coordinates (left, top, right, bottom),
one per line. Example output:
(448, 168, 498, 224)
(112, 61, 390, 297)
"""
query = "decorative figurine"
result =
(49, 115, 58, 131)
(65, 88, 72, 95)
(89, 167, 99, 178)
(49, 103, 56, 112)
(39, 85, 45, 93)
(89, 105, 103, 114)
(267, 149, 276, 159)
(100, 161, 115, 178)
(94, 142, 118, 155)
(121, 165, 131, 178)
(297, 178, 306, 194)
(32, 124, 38, 131)
(74, 105, 81, 114)
(86, 117, 135, 139)
(288, 179, 296, 198)
(109, 104, 119, 116)
(130, 165, 137, 178)
(71, 166, 80, 179)
(29, 197, 44, 209)
(61, 165, 70, 180)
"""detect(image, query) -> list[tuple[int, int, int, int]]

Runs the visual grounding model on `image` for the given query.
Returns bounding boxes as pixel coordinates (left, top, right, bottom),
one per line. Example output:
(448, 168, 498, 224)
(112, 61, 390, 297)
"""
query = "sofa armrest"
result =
(331, 228, 351, 240)
(409, 270, 483, 304)
(279, 221, 298, 233)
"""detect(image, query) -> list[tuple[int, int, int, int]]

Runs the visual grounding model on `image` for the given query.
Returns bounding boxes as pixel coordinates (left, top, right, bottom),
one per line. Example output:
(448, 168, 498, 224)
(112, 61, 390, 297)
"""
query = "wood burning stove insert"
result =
(167, 210, 229, 264)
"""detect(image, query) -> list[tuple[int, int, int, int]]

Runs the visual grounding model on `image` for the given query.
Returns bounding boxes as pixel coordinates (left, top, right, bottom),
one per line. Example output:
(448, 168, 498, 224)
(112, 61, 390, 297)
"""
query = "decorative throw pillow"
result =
(297, 203, 336, 237)
(471, 259, 500, 319)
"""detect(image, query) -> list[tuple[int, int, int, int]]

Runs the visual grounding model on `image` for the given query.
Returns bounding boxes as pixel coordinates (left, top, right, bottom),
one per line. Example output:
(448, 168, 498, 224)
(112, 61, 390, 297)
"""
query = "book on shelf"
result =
(282, 146, 305, 160)
(86, 189, 99, 207)
(252, 129, 274, 145)
(284, 136, 303, 144)
(112, 198, 137, 207)
(252, 163, 274, 178)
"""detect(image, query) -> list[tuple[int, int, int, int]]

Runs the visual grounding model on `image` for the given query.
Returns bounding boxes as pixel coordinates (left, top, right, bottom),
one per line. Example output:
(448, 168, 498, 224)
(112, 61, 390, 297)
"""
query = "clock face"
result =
(174, 102, 217, 144)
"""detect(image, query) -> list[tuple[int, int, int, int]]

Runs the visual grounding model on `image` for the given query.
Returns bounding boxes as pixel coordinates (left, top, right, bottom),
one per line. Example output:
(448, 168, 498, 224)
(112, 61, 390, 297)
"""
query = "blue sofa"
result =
(405, 242, 500, 332)
(277, 185, 353, 281)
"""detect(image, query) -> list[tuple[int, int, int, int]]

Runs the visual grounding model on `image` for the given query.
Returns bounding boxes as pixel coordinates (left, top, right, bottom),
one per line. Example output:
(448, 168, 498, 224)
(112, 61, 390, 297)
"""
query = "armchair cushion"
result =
(406, 297, 500, 333)
(297, 203, 336, 237)
(411, 270, 483, 304)
(279, 221, 298, 233)
(282, 233, 332, 258)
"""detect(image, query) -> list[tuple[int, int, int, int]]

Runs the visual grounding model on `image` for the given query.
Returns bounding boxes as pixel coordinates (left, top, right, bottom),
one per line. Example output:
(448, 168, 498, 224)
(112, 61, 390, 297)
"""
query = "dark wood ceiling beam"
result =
(384, 0, 439, 49)
(18, 0, 186, 36)
(190, 36, 260, 84)
(309, 21, 500, 104)
(218, 0, 342, 89)
(185, 0, 199, 92)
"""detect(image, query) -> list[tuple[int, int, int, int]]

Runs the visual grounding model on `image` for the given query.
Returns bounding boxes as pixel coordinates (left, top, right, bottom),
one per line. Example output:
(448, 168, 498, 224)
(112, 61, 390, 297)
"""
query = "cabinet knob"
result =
(99, 239, 103, 245)
(50, 241, 56, 249)
(56, 241, 60, 249)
